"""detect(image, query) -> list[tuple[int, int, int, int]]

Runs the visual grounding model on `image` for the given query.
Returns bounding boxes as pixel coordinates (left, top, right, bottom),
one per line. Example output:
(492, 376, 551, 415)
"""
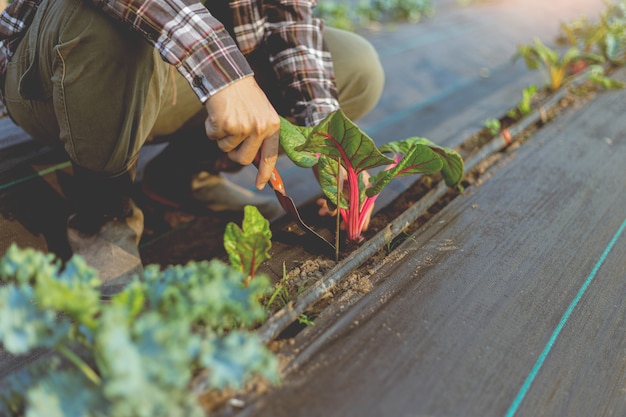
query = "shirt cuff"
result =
(173, 24, 254, 102)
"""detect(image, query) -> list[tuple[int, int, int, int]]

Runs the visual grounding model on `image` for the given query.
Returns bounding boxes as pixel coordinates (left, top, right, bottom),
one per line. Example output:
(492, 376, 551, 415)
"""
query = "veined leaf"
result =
(318, 155, 370, 210)
(298, 110, 394, 174)
(379, 137, 464, 189)
(428, 147, 465, 187)
(224, 206, 272, 280)
(317, 156, 349, 209)
(279, 117, 317, 168)
(368, 143, 442, 197)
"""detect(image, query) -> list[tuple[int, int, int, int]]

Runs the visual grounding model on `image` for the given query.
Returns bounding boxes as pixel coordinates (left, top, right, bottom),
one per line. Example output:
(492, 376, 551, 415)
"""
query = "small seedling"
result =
(587, 64, 626, 89)
(484, 118, 501, 136)
(517, 84, 539, 115)
(224, 205, 272, 286)
(298, 314, 316, 327)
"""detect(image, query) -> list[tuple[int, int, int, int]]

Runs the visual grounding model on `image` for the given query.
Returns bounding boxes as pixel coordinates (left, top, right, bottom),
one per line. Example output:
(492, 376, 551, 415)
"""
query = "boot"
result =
(142, 129, 281, 218)
(66, 166, 143, 298)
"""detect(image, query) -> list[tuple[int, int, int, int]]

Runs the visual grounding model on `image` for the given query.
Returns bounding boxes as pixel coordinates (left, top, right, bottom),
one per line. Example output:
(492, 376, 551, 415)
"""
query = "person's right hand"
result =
(204, 76, 280, 190)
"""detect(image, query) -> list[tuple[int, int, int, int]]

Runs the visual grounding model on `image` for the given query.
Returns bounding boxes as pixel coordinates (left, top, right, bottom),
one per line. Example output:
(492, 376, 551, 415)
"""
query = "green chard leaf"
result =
(279, 117, 317, 168)
(298, 110, 394, 174)
(224, 205, 272, 280)
(380, 137, 464, 188)
(368, 143, 442, 197)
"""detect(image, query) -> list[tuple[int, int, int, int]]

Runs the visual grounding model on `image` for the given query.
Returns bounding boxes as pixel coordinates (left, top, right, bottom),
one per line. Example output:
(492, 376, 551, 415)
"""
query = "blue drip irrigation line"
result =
(0, 161, 71, 192)
(504, 216, 626, 417)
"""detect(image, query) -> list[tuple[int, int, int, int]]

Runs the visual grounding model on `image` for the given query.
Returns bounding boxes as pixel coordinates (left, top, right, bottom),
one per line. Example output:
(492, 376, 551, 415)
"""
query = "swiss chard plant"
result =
(280, 110, 464, 244)
(0, 244, 278, 417)
(224, 205, 272, 286)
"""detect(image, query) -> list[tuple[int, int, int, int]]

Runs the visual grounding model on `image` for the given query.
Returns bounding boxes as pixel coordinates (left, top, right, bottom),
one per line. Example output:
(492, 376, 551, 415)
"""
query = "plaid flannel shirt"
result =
(0, 0, 339, 125)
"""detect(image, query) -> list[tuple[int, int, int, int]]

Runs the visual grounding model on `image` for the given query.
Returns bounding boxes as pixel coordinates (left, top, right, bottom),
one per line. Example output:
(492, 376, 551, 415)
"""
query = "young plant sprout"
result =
(281, 110, 464, 244)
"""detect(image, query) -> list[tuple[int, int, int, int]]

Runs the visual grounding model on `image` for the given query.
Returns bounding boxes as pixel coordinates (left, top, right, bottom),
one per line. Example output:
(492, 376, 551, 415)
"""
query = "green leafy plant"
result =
(483, 118, 501, 136)
(507, 84, 539, 119)
(264, 262, 319, 315)
(298, 314, 316, 327)
(559, 1, 626, 65)
(280, 110, 464, 244)
(224, 205, 272, 286)
(517, 84, 538, 115)
(587, 64, 626, 89)
(0, 244, 278, 417)
(513, 37, 605, 91)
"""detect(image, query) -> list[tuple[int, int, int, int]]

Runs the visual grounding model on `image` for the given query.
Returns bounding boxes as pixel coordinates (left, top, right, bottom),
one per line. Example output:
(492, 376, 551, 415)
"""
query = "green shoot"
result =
(224, 205, 272, 286)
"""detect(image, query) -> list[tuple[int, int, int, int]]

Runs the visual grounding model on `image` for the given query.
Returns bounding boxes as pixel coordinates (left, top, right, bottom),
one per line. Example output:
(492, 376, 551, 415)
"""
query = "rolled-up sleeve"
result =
(262, 0, 339, 126)
(89, 0, 254, 102)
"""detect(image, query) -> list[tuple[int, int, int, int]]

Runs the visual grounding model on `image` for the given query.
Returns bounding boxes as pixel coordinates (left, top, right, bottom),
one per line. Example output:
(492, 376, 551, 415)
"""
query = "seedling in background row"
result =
(280, 110, 464, 245)
(484, 118, 502, 136)
(513, 37, 604, 91)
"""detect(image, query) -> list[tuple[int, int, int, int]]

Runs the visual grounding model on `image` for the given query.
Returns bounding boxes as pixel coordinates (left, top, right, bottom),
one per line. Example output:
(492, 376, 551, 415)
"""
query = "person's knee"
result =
(50, 0, 158, 175)
(344, 39, 385, 120)
(325, 28, 385, 121)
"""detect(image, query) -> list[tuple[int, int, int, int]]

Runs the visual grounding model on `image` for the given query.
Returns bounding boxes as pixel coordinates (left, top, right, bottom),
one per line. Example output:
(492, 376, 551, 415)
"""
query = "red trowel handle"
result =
(253, 153, 285, 195)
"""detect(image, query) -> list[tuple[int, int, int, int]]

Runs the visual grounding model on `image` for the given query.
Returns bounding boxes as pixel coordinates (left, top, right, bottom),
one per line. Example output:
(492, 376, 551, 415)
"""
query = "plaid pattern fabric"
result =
(0, 0, 339, 125)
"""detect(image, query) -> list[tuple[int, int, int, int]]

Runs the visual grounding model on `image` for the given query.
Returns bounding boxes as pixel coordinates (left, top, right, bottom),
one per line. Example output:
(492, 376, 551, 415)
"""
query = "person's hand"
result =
(315, 168, 373, 232)
(204, 76, 280, 190)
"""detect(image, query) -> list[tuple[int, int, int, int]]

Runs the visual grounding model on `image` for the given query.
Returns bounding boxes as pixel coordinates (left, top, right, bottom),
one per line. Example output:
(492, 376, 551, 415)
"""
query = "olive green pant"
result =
(4, 0, 384, 179)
